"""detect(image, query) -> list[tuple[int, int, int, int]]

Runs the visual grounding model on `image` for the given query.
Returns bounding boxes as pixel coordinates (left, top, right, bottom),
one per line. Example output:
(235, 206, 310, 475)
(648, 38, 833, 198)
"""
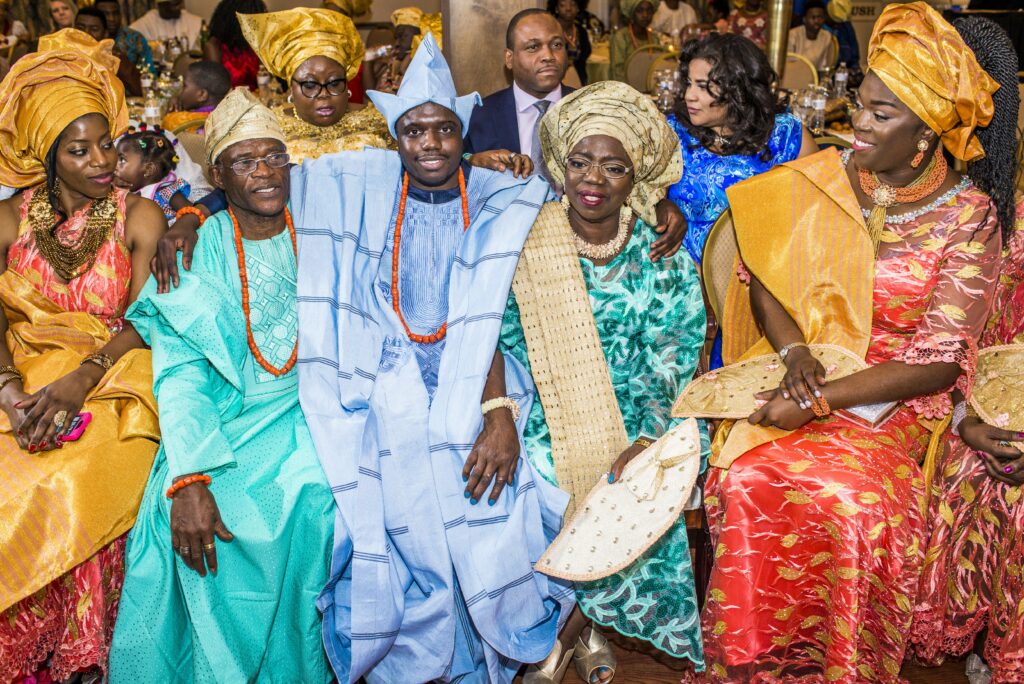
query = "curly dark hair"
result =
(953, 16, 1020, 240)
(118, 129, 178, 181)
(208, 0, 267, 51)
(673, 33, 782, 161)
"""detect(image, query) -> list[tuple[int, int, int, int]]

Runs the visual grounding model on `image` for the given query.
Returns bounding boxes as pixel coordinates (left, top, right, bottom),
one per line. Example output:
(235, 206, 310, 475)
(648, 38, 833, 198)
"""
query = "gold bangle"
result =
(0, 374, 21, 395)
(481, 396, 521, 422)
(0, 364, 21, 379)
(81, 353, 113, 371)
(634, 437, 654, 449)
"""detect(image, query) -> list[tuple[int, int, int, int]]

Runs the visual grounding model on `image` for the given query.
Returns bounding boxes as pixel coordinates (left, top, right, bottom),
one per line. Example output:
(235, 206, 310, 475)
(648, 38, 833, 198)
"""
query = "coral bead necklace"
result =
(230, 207, 299, 377)
(391, 168, 470, 345)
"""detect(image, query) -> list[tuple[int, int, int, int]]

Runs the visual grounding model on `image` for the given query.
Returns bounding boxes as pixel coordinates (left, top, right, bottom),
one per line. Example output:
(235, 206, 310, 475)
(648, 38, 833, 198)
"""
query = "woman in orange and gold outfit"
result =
(0, 38, 164, 680)
(687, 4, 1016, 681)
(238, 7, 394, 164)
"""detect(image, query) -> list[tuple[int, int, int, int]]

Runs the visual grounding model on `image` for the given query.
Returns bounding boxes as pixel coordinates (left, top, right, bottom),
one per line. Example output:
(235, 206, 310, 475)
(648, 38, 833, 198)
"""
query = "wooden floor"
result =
(554, 630, 968, 683)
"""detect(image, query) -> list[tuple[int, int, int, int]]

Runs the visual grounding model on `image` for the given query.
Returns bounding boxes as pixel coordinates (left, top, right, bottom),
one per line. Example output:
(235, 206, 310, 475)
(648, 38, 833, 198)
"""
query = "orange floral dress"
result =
(912, 200, 1024, 683)
(692, 178, 1002, 683)
(0, 186, 133, 681)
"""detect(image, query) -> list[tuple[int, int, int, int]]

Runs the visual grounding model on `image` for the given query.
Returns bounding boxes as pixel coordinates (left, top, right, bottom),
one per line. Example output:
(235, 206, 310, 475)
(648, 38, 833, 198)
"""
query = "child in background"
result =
(162, 60, 231, 133)
(114, 126, 192, 224)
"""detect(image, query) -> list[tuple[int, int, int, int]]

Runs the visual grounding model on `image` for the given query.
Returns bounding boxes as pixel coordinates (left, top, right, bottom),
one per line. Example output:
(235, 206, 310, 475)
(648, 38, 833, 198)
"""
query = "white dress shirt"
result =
(651, 2, 699, 38)
(130, 9, 203, 48)
(512, 81, 565, 159)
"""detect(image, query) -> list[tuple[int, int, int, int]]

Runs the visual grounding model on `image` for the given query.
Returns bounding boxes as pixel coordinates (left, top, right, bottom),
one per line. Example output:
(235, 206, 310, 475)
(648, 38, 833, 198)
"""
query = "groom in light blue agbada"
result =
(291, 33, 573, 684)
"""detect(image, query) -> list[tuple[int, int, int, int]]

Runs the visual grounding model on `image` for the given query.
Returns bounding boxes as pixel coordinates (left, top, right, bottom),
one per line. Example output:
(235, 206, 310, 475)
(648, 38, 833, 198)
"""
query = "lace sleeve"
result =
(896, 201, 1001, 415)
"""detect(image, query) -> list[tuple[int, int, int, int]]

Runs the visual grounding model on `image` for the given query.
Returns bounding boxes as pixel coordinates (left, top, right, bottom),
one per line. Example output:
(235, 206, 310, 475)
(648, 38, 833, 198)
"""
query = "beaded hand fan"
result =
(536, 419, 702, 582)
(671, 344, 868, 419)
(969, 345, 1024, 450)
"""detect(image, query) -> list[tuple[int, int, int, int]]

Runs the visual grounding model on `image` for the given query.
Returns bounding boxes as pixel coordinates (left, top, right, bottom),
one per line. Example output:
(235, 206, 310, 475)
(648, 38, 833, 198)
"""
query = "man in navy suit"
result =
(467, 8, 688, 260)
(466, 9, 571, 167)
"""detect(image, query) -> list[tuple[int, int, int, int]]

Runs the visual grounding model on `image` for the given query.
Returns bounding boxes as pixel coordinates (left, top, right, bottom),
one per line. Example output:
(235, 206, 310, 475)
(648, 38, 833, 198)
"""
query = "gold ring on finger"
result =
(53, 410, 68, 429)
(203, 543, 216, 551)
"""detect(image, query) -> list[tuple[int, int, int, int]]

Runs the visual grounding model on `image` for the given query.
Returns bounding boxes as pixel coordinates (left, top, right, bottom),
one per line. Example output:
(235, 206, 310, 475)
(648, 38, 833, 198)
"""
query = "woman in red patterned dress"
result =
(691, 4, 1017, 682)
(911, 17, 1024, 683)
(0, 42, 165, 681)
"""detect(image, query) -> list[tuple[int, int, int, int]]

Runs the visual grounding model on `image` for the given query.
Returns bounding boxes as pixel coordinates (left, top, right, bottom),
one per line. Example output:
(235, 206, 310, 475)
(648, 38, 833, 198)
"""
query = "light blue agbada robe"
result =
(109, 211, 335, 683)
(292, 149, 573, 684)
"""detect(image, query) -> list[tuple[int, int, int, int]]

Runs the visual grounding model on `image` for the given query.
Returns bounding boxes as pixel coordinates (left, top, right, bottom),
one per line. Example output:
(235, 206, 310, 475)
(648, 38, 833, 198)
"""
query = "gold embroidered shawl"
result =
(511, 202, 629, 517)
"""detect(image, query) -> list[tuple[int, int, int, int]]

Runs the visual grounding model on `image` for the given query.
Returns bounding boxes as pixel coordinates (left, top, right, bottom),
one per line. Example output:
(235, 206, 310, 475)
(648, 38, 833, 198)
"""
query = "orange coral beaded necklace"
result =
(229, 207, 299, 377)
(391, 168, 470, 345)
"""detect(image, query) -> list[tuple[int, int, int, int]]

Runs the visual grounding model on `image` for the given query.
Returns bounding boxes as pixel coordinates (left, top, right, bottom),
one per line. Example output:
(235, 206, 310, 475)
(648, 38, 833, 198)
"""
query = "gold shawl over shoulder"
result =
(713, 149, 874, 467)
(0, 270, 159, 610)
(512, 202, 629, 517)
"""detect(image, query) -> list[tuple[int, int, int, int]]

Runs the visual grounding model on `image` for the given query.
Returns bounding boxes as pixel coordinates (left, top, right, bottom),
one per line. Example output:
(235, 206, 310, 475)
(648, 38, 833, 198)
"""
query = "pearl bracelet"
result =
(481, 396, 521, 422)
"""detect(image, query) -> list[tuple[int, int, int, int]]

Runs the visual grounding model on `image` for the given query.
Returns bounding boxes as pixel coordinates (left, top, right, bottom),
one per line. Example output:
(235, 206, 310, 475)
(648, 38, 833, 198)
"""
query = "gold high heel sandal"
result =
(574, 624, 616, 683)
(523, 635, 574, 684)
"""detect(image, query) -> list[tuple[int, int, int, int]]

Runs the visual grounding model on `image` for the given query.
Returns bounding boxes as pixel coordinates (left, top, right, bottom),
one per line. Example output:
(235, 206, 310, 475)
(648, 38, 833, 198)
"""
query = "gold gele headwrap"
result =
(38, 27, 120, 74)
(540, 80, 682, 227)
(620, 0, 660, 19)
(867, 1, 998, 162)
(0, 40, 127, 188)
(390, 6, 423, 28)
(238, 7, 363, 83)
(322, 0, 371, 18)
(204, 87, 286, 165)
(828, 0, 851, 23)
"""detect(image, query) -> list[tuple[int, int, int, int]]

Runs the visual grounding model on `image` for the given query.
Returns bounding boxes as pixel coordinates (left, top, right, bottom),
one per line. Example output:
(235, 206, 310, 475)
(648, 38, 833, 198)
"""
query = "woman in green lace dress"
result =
(500, 81, 706, 683)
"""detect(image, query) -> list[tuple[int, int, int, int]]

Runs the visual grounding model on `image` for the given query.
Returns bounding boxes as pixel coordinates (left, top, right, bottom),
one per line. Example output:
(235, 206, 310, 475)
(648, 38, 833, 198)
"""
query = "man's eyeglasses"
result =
(292, 78, 347, 99)
(565, 156, 633, 180)
(221, 152, 291, 176)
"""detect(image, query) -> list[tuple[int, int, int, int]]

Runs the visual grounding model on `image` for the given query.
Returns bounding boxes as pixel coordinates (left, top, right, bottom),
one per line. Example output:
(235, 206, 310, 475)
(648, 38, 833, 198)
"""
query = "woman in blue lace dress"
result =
(667, 34, 816, 264)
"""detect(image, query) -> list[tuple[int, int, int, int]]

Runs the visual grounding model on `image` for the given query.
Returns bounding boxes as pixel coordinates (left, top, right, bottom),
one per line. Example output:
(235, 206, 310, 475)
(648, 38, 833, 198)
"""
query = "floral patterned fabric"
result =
(666, 113, 803, 264)
(0, 185, 134, 680)
(499, 220, 708, 665)
(7, 187, 132, 333)
(912, 201, 1024, 683)
(693, 178, 1002, 683)
(0, 538, 126, 681)
(727, 10, 769, 49)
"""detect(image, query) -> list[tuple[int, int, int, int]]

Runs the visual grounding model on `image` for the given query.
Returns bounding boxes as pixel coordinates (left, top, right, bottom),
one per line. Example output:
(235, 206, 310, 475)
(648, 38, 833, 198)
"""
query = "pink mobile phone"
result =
(60, 412, 92, 442)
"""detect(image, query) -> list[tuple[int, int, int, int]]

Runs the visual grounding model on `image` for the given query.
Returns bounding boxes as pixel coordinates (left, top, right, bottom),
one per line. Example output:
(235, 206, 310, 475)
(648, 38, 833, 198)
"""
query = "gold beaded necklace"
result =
(27, 188, 116, 282)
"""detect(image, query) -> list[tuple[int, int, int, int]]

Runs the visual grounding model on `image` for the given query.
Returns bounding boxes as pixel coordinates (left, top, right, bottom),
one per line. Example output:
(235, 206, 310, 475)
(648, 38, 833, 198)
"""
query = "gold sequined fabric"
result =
(540, 81, 682, 227)
(969, 344, 1024, 451)
(239, 7, 363, 83)
(867, 1, 997, 161)
(274, 104, 395, 163)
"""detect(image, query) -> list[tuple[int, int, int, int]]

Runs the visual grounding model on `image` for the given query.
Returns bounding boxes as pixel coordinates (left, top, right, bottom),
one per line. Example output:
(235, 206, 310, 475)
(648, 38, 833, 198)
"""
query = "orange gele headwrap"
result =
(0, 31, 127, 188)
(867, 1, 998, 161)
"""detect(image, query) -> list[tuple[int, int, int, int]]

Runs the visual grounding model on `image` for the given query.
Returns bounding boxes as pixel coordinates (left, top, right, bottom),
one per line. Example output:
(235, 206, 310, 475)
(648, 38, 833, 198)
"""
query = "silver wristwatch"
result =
(778, 342, 807, 362)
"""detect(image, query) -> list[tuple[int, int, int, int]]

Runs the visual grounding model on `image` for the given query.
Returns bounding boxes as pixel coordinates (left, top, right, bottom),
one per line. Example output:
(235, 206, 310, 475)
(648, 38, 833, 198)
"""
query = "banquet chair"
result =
(645, 53, 679, 93)
(624, 44, 668, 92)
(780, 52, 819, 91)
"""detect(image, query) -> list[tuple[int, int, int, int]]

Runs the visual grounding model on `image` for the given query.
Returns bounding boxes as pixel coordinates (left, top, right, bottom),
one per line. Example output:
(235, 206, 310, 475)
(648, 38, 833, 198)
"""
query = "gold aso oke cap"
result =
(0, 32, 127, 188)
(205, 87, 286, 165)
(540, 81, 682, 227)
(238, 7, 363, 83)
(390, 6, 423, 27)
(867, 1, 998, 162)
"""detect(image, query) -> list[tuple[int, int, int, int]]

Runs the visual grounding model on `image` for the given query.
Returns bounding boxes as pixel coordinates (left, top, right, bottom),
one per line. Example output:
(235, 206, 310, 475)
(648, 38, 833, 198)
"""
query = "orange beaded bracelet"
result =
(174, 205, 206, 227)
(165, 473, 212, 498)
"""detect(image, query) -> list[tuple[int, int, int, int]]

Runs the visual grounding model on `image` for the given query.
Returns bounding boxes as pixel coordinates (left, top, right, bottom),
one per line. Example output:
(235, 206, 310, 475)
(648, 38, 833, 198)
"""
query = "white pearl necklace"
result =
(562, 195, 633, 261)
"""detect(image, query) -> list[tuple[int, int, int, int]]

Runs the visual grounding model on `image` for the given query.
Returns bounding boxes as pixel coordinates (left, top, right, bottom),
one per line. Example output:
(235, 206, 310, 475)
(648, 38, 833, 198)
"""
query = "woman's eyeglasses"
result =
(222, 152, 291, 176)
(565, 156, 633, 180)
(292, 78, 347, 99)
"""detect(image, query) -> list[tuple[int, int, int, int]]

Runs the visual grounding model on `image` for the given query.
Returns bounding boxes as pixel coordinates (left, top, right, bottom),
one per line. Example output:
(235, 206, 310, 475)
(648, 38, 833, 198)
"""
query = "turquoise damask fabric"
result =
(499, 219, 707, 667)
